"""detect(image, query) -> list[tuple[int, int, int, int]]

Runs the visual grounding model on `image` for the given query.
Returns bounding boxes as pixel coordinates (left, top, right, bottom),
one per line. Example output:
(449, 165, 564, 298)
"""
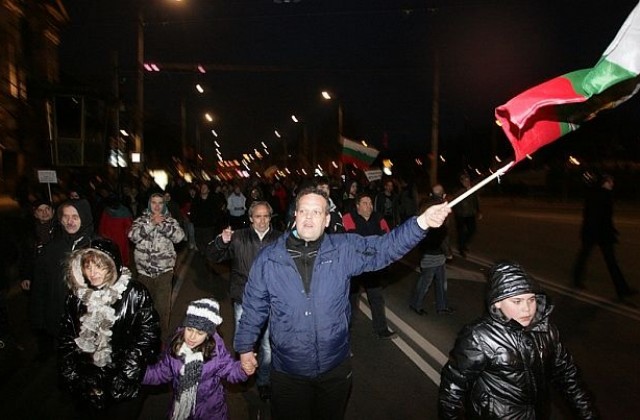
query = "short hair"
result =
(248, 200, 273, 217)
(80, 250, 117, 287)
(295, 186, 330, 214)
(355, 191, 374, 204)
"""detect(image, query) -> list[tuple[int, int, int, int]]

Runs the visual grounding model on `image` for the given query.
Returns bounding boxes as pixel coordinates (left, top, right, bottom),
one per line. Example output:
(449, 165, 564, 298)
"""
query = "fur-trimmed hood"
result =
(66, 242, 127, 292)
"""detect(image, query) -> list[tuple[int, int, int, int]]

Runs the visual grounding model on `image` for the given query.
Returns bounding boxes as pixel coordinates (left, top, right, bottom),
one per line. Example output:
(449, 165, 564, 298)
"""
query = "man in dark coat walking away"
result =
(572, 174, 637, 299)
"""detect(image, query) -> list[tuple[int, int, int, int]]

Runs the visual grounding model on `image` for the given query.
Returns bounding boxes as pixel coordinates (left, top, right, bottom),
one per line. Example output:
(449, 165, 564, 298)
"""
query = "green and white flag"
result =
(341, 136, 379, 168)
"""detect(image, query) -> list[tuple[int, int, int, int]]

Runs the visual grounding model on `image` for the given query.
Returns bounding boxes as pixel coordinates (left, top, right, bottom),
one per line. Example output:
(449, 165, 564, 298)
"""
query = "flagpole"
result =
(447, 161, 514, 208)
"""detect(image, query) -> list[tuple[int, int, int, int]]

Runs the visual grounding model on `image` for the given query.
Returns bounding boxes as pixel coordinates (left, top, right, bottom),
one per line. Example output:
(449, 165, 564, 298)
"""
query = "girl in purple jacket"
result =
(143, 298, 249, 420)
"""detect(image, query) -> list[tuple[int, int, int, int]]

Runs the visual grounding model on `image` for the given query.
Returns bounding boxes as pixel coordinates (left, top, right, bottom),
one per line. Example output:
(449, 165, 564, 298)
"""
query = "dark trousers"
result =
(138, 271, 174, 342)
(194, 226, 216, 254)
(349, 271, 389, 335)
(271, 359, 352, 420)
(455, 215, 477, 252)
(573, 239, 631, 296)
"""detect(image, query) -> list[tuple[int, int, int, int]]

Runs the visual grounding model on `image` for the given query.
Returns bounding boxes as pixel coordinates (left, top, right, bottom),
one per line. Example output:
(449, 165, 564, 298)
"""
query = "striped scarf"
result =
(172, 343, 204, 420)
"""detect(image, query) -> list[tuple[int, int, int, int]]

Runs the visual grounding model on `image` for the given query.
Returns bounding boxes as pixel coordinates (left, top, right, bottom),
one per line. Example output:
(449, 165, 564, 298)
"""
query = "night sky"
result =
(57, 0, 640, 169)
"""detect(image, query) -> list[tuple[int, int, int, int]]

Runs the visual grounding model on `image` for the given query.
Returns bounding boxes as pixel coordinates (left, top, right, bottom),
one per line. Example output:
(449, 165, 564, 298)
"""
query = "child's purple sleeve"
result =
(143, 351, 176, 385)
(214, 334, 249, 383)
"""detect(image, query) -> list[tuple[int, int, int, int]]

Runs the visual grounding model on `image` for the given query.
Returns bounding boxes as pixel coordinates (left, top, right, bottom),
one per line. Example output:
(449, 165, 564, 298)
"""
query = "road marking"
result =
(356, 295, 445, 386)
(172, 249, 194, 305)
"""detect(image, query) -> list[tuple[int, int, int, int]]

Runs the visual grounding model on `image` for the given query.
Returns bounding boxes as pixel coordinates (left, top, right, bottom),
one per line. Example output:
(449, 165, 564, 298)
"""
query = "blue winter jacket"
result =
(234, 216, 427, 378)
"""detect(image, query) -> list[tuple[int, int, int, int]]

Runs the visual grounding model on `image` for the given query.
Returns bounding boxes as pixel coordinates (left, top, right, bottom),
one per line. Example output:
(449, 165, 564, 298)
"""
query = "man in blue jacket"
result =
(234, 186, 450, 420)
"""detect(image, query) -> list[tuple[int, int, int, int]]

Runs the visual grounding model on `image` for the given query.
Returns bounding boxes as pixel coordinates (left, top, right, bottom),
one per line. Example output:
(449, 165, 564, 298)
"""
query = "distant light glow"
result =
(120, 129, 129, 137)
(149, 170, 168, 190)
(568, 156, 581, 166)
(321, 91, 332, 100)
(211, 129, 218, 137)
(291, 115, 299, 123)
(131, 152, 141, 163)
(196, 84, 204, 93)
(197, 65, 206, 74)
(274, 130, 281, 138)
(205, 113, 213, 122)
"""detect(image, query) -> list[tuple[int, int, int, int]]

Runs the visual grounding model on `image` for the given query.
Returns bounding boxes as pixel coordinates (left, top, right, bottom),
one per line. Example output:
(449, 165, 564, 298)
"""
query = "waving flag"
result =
(495, 2, 640, 163)
(341, 136, 379, 168)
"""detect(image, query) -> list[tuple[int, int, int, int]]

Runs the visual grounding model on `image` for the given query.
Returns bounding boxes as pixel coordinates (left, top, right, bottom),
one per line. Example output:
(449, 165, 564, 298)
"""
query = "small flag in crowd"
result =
(341, 136, 380, 168)
(495, 1, 640, 163)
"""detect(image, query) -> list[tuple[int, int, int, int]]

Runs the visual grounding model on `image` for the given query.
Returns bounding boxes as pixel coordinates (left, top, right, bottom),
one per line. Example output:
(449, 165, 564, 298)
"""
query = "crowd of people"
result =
(2, 169, 603, 419)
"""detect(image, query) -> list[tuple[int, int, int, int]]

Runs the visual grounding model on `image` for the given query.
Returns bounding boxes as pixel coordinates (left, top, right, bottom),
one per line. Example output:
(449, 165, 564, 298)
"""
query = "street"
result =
(1, 196, 639, 419)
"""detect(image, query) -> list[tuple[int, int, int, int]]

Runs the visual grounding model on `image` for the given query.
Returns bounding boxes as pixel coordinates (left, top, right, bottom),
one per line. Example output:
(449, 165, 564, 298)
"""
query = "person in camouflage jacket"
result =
(129, 193, 185, 341)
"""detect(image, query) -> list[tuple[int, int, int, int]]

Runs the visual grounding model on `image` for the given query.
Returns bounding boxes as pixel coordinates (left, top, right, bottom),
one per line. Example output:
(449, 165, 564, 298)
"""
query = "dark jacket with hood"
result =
(439, 262, 596, 420)
(32, 199, 95, 335)
(58, 239, 160, 410)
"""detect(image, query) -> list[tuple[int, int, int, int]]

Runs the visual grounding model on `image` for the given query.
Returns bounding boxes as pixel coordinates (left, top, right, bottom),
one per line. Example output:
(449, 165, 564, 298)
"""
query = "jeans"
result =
(270, 358, 352, 420)
(234, 302, 271, 386)
(410, 263, 447, 311)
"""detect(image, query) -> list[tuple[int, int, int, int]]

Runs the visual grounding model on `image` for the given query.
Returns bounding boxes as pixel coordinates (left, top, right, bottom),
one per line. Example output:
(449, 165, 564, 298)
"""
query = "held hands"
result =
(240, 352, 258, 376)
(418, 202, 451, 229)
(221, 226, 234, 243)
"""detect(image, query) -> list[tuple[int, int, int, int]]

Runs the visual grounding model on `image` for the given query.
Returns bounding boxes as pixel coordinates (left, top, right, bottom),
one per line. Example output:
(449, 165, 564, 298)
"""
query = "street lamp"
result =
(291, 114, 312, 169)
(321, 90, 344, 175)
(321, 90, 343, 138)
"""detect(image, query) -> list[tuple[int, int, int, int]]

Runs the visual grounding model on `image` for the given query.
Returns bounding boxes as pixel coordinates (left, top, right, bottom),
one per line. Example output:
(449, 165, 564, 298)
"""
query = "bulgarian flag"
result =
(341, 136, 379, 168)
(495, 1, 640, 163)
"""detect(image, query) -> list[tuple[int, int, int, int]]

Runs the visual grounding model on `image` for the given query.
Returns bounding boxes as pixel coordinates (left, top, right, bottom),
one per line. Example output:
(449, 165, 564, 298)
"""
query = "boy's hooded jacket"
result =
(439, 262, 596, 419)
(128, 194, 185, 277)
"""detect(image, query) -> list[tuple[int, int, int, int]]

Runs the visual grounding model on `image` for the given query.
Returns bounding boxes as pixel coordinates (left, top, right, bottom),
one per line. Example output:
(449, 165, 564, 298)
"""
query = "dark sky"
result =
(58, 0, 640, 166)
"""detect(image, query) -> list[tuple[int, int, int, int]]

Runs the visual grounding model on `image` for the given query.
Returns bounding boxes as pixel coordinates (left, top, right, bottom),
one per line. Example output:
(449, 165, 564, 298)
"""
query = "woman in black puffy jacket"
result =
(439, 261, 597, 419)
(58, 238, 160, 419)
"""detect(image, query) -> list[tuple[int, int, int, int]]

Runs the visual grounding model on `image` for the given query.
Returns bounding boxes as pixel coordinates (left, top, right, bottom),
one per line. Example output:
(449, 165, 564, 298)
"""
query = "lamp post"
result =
(134, 0, 184, 163)
(322, 90, 343, 175)
(135, 5, 144, 160)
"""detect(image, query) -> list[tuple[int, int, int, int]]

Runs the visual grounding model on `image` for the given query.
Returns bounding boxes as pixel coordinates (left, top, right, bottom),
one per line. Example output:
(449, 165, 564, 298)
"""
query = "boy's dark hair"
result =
(170, 327, 217, 361)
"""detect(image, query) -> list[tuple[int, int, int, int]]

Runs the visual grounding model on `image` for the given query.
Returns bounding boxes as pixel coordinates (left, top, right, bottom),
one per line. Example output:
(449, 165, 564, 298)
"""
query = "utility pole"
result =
(134, 5, 144, 162)
(112, 51, 123, 196)
(430, 50, 440, 187)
